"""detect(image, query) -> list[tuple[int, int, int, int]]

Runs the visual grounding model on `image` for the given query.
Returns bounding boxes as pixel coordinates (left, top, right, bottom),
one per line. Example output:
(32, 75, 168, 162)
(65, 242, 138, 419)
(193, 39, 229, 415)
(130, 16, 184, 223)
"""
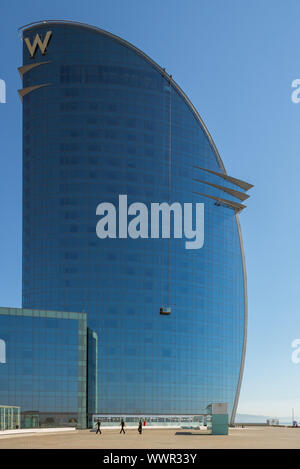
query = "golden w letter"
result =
(25, 31, 52, 58)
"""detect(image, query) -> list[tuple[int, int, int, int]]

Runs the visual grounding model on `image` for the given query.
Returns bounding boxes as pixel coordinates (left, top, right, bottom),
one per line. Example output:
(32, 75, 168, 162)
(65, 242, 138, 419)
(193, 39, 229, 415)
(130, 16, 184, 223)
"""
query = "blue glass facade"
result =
(20, 21, 247, 424)
(0, 307, 87, 428)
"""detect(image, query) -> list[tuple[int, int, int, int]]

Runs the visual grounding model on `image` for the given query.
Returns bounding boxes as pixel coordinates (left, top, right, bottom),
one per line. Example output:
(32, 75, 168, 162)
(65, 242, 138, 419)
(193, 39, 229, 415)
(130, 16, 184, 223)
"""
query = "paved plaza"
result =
(0, 426, 300, 449)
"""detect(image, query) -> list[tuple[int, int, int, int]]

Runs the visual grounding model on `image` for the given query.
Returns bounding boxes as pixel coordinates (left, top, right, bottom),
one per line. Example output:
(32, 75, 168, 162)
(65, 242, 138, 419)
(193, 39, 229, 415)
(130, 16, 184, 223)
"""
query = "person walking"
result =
(120, 418, 126, 434)
(138, 419, 142, 435)
(95, 418, 102, 435)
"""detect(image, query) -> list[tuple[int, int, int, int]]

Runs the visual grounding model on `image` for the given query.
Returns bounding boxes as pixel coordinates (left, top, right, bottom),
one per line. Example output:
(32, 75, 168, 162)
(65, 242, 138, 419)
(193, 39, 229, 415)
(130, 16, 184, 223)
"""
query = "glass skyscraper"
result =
(18, 20, 252, 425)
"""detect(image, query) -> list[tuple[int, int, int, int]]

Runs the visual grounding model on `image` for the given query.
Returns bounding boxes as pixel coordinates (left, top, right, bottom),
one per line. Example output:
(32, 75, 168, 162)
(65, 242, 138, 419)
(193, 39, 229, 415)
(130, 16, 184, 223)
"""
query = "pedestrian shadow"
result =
(175, 431, 212, 436)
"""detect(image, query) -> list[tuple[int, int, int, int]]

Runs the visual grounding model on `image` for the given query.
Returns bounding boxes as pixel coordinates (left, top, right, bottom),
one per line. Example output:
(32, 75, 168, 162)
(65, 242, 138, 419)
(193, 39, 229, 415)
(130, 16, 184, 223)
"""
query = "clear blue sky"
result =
(0, 0, 300, 419)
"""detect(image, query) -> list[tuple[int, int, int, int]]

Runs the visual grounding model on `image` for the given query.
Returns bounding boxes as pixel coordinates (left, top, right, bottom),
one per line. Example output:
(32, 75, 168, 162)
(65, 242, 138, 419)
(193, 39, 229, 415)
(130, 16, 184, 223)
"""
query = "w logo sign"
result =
(24, 31, 52, 58)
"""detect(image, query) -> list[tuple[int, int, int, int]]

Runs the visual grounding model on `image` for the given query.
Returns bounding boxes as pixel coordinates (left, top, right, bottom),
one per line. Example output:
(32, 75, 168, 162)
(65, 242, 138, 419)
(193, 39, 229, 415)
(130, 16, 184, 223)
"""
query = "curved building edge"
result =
(230, 213, 248, 425)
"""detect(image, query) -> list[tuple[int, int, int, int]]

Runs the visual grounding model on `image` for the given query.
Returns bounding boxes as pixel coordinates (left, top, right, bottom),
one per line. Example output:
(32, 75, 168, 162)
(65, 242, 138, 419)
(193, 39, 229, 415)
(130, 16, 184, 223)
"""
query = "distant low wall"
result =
(0, 427, 76, 436)
(232, 423, 287, 427)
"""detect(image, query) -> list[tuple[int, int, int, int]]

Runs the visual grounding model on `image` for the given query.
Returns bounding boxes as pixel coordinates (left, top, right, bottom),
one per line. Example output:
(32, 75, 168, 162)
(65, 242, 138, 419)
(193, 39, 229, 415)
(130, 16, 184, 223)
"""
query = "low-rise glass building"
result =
(0, 307, 90, 428)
